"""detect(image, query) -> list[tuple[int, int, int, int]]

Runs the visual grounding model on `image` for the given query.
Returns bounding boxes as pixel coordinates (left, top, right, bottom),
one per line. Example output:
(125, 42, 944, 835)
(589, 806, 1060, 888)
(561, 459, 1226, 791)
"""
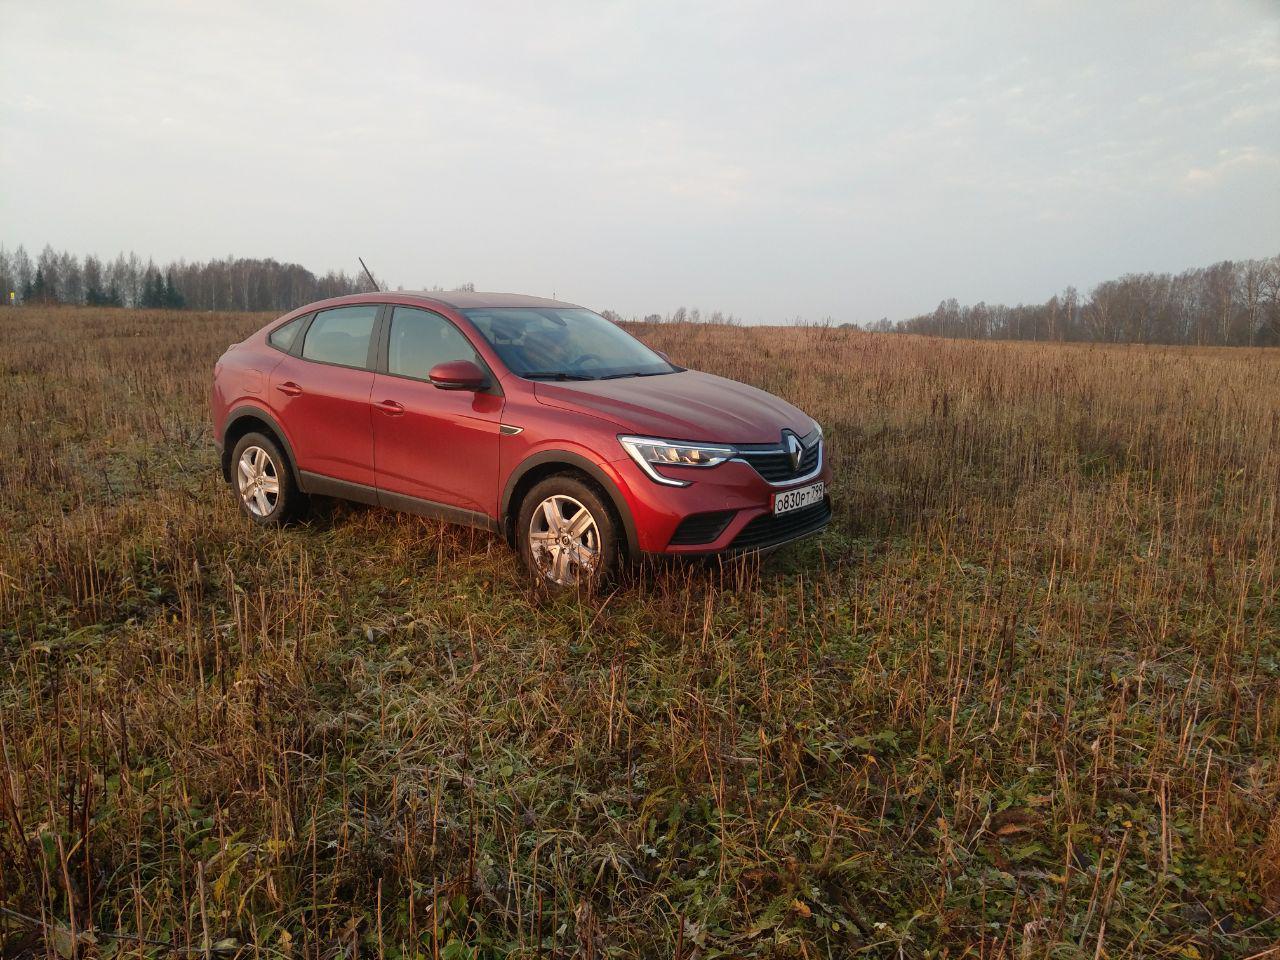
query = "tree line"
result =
(4, 242, 1278, 346)
(0, 245, 376, 312)
(0, 243, 744, 326)
(882, 254, 1280, 346)
(602, 307, 742, 326)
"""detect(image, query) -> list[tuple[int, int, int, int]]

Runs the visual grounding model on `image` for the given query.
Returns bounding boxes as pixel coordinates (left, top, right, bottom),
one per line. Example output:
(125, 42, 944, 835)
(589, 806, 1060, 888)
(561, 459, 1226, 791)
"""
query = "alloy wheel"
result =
(237, 445, 280, 518)
(527, 494, 601, 585)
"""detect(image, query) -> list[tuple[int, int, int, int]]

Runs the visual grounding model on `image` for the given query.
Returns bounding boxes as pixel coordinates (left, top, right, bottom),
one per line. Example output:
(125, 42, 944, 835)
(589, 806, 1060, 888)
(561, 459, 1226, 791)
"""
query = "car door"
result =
(269, 303, 380, 493)
(371, 305, 503, 517)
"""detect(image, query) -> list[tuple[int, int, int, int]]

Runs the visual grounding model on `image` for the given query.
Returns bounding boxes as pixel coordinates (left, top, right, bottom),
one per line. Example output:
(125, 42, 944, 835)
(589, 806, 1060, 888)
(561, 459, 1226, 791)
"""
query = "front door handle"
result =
(276, 381, 302, 397)
(376, 399, 405, 416)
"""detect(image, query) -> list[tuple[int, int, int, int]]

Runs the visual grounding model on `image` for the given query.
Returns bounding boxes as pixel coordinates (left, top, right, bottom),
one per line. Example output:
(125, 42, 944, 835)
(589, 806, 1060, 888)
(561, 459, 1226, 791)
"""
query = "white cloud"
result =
(1184, 146, 1280, 186)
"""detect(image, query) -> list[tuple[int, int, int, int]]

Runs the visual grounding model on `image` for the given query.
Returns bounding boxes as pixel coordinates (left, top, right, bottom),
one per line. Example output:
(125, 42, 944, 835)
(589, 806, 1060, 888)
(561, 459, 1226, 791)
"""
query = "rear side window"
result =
(267, 315, 307, 352)
(302, 305, 379, 368)
(387, 306, 481, 378)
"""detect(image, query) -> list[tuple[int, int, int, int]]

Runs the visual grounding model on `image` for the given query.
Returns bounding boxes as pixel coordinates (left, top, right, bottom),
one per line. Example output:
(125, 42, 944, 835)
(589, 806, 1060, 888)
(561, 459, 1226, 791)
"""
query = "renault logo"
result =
(785, 432, 803, 471)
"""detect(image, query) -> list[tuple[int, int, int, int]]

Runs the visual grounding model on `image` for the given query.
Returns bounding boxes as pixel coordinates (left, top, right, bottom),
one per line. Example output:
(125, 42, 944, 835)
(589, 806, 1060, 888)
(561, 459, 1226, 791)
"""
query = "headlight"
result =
(618, 436, 736, 486)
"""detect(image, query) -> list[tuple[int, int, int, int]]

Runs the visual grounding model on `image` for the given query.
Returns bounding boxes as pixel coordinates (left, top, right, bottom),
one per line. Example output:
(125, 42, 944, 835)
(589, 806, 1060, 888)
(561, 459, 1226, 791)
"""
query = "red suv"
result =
(212, 292, 831, 586)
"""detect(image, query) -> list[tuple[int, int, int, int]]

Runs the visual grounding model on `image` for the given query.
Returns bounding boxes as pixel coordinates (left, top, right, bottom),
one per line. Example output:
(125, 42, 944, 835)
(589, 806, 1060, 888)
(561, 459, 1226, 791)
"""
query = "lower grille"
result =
(729, 498, 831, 551)
(669, 510, 737, 546)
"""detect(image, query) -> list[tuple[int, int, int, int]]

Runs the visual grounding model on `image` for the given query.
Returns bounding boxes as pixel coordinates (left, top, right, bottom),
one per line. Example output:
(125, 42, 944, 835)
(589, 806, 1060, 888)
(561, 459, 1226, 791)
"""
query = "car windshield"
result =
(463, 308, 676, 380)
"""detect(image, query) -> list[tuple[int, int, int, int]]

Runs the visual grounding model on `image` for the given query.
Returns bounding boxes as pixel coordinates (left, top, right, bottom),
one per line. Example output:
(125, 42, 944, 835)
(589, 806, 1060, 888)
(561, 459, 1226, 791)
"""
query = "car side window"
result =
(267, 314, 307, 353)
(387, 306, 481, 379)
(301, 305, 379, 368)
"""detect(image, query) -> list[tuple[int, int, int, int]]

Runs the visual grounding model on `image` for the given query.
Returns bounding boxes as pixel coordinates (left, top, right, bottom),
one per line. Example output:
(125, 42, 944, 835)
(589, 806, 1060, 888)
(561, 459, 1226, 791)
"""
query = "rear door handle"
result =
(276, 381, 302, 397)
(376, 399, 405, 416)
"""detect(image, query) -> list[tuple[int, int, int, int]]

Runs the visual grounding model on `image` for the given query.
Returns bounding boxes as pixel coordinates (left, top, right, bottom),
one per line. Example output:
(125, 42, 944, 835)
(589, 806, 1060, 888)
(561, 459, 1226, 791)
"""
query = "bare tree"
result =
(892, 255, 1279, 346)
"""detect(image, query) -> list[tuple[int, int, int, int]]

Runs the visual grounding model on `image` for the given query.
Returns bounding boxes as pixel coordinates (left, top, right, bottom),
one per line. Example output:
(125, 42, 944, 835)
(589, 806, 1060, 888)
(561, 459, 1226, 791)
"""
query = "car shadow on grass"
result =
(294, 493, 856, 598)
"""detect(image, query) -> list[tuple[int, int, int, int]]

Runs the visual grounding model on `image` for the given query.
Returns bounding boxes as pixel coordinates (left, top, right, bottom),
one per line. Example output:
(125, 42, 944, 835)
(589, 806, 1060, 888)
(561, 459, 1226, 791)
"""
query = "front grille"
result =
(730, 498, 831, 551)
(669, 510, 737, 546)
(737, 434, 821, 483)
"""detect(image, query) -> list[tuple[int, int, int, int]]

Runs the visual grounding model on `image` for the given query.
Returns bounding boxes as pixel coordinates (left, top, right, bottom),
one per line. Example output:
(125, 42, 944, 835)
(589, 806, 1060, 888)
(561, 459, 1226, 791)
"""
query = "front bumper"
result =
(609, 453, 835, 555)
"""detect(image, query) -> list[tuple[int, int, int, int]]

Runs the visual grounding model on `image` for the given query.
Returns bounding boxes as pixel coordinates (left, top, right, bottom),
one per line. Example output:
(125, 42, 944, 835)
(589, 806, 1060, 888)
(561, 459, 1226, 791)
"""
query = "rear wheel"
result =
(230, 431, 304, 526)
(517, 475, 620, 588)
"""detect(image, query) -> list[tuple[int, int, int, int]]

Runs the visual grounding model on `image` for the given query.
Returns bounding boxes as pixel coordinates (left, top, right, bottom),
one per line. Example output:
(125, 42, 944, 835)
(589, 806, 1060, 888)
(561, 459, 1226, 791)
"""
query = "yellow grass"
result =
(1, 307, 1278, 958)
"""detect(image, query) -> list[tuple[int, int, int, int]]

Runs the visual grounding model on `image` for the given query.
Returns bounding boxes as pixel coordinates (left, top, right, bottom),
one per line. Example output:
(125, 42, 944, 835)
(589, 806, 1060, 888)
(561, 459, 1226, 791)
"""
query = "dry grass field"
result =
(2, 306, 1279, 959)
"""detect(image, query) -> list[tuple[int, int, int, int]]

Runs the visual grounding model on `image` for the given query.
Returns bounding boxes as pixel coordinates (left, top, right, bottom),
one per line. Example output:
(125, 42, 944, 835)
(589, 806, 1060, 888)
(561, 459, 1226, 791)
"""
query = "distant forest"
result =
(0, 245, 379, 313)
(881, 254, 1280, 347)
(2, 243, 1278, 346)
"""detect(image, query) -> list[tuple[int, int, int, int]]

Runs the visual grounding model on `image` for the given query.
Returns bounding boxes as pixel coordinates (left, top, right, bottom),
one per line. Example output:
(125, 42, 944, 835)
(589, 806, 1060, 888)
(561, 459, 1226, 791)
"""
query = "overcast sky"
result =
(2, 1, 1277, 322)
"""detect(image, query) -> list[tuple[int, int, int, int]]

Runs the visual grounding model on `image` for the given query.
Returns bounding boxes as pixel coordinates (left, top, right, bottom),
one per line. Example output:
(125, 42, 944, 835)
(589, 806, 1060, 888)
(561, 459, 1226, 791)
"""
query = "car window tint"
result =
(387, 306, 480, 378)
(267, 315, 306, 352)
(301, 305, 378, 368)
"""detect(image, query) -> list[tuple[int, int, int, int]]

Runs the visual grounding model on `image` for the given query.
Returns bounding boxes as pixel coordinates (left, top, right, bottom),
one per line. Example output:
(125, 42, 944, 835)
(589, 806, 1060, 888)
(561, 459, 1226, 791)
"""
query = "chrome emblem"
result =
(785, 433, 803, 471)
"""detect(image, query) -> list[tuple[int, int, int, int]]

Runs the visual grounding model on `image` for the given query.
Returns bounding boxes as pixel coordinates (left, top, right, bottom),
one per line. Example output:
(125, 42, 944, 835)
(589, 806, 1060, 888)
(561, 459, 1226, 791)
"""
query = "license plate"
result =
(773, 481, 825, 516)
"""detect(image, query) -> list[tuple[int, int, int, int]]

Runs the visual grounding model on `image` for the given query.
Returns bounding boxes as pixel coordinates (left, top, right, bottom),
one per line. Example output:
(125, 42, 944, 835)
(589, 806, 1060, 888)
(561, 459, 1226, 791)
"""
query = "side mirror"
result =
(429, 359, 487, 391)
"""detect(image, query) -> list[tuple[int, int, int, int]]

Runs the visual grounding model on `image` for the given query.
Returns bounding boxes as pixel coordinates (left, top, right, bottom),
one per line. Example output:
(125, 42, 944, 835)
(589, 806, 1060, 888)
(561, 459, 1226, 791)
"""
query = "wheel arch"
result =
(501, 451, 639, 559)
(220, 405, 301, 486)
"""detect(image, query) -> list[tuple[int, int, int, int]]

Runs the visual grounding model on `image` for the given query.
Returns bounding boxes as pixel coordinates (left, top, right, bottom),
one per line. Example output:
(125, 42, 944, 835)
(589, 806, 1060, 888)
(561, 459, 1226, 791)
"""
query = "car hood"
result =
(532, 369, 813, 444)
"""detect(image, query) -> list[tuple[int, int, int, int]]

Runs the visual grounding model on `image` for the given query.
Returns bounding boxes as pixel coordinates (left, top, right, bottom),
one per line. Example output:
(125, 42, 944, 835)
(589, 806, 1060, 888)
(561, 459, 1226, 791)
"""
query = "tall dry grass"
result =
(1, 307, 1278, 958)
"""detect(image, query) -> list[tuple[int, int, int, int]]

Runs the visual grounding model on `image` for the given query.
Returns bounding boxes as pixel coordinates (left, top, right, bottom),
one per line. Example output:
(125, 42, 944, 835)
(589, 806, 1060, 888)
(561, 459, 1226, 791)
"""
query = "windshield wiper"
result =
(598, 370, 671, 379)
(523, 371, 597, 381)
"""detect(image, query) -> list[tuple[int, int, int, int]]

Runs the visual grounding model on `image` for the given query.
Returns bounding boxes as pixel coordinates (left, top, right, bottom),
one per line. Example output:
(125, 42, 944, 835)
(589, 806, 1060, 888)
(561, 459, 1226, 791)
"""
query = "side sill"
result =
(299, 471, 380, 506)
(379, 489, 502, 534)
(298, 471, 501, 534)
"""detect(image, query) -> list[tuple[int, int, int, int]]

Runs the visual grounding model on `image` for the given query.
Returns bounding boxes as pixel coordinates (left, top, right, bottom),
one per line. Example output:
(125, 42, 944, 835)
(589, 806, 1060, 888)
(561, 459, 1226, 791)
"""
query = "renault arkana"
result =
(211, 292, 831, 586)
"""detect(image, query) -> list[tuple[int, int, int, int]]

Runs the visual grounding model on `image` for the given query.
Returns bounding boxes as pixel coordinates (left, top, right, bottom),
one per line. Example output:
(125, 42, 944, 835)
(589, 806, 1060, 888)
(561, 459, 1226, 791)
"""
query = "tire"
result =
(517, 474, 620, 588)
(229, 431, 304, 526)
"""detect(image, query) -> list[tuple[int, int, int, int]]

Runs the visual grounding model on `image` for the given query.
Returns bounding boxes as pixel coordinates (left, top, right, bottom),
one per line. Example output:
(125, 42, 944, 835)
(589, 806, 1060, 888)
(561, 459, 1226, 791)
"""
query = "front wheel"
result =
(517, 475, 620, 588)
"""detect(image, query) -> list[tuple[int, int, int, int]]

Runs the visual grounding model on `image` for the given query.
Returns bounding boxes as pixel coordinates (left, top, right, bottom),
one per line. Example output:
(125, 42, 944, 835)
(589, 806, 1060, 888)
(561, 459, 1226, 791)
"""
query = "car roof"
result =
(408, 291, 583, 310)
(296, 290, 584, 313)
